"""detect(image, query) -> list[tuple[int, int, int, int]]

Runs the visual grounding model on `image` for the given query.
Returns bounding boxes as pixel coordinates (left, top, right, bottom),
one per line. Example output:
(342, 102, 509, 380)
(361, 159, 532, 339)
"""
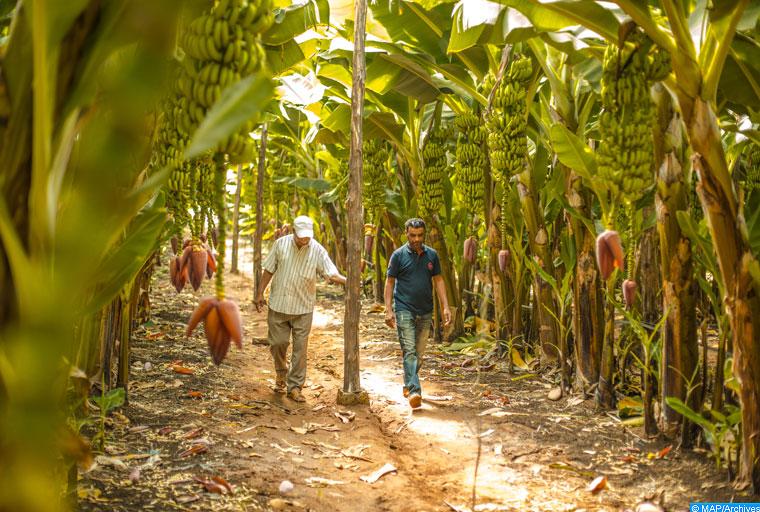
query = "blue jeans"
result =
(395, 310, 432, 396)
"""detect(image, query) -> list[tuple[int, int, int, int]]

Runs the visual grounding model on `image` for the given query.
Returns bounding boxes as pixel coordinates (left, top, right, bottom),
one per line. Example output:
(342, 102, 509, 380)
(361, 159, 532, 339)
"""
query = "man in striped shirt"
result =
(254, 215, 346, 402)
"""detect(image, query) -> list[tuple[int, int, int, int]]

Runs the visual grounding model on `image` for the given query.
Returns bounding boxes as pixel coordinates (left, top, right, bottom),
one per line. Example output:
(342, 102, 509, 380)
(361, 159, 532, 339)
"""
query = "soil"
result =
(79, 246, 756, 512)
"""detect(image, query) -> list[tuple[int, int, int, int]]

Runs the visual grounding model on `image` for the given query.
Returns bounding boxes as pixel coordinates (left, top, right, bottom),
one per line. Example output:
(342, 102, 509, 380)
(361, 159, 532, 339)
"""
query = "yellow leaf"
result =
(511, 348, 529, 370)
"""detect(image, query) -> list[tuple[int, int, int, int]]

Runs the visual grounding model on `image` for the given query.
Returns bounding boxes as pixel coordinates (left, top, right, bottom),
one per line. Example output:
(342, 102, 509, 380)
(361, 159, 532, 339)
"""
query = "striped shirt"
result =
(263, 234, 339, 315)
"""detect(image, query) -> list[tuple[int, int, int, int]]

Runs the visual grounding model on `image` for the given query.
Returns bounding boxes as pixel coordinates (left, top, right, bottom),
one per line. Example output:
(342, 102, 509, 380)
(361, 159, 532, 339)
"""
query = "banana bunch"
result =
(179, 0, 273, 159)
(485, 55, 532, 249)
(242, 163, 257, 209)
(192, 157, 216, 236)
(269, 154, 297, 209)
(744, 144, 760, 192)
(419, 127, 449, 219)
(362, 140, 388, 223)
(597, 31, 671, 203)
(182, 0, 271, 72)
(153, 89, 189, 170)
(454, 110, 486, 226)
(166, 161, 192, 234)
(486, 54, 532, 183)
(325, 160, 348, 200)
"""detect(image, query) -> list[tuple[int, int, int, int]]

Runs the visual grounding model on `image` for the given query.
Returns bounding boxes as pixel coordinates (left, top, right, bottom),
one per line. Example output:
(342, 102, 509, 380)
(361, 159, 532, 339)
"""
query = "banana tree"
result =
(0, 3, 183, 509)
(526, 0, 760, 491)
(533, 40, 605, 391)
(651, 83, 699, 439)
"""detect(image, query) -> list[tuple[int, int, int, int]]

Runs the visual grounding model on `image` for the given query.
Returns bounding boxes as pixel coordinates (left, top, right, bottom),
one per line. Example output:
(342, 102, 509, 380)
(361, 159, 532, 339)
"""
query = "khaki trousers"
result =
(267, 309, 313, 392)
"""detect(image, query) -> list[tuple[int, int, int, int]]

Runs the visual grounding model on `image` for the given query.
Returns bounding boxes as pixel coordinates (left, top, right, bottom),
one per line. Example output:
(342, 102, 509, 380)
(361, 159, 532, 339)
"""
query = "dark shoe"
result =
(403, 387, 409, 398)
(288, 387, 306, 402)
(408, 393, 421, 409)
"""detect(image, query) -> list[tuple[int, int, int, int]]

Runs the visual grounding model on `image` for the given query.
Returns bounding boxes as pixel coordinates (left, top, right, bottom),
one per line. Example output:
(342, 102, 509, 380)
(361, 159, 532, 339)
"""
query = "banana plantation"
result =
(1, 0, 760, 510)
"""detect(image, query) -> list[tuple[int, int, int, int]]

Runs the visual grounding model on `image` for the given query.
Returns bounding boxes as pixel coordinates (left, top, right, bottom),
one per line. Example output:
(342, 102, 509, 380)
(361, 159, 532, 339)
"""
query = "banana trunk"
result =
(517, 170, 560, 362)
(685, 97, 760, 491)
(653, 87, 698, 441)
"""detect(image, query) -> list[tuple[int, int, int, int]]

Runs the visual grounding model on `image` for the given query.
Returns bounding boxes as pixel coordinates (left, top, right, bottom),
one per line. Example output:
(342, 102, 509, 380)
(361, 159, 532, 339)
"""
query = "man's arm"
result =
(328, 273, 347, 285)
(384, 276, 396, 328)
(254, 270, 274, 312)
(432, 275, 451, 326)
(318, 246, 346, 286)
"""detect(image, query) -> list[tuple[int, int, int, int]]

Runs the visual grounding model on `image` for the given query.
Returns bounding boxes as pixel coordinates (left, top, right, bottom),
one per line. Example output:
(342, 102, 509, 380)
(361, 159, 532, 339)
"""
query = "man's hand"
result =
(253, 294, 266, 313)
(385, 312, 396, 329)
(443, 306, 452, 327)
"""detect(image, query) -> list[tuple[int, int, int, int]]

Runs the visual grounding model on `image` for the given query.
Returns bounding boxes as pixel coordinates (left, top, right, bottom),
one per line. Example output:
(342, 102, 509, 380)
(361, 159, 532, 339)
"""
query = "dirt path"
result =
(80, 259, 750, 511)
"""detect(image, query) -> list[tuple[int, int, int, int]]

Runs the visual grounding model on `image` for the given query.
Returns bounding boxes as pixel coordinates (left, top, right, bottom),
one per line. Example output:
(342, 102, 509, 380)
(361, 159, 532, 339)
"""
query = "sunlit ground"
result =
(229, 239, 598, 511)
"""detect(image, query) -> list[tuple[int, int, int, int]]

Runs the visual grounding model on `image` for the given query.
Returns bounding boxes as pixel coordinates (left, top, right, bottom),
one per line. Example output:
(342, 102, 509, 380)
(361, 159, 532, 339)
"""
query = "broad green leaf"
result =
(185, 74, 274, 159)
(85, 196, 166, 314)
(366, 53, 440, 103)
(503, 0, 620, 41)
(549, 123, 597, 181)
(718, 35, 760, 111)
(364, 40, 486, 104)
(448, 0, 503, 53)
(369, 1, 450, 58)
(737, 2, 760, 31)
(263, 0, 329, 46)
(365, 111, 406, 144)
(703, 0, 750, 101)
(366, 57, 403, 95)
(317, 63, 353, 89)
(25, 0, 89, 51)
(266, 38, 321, 76)
(64, 2, 174, 116)
(314, 127, 347, 146)
(320, 104, 405, 144)
(664, 397, 715, 432)
(320, 103, 351, 134)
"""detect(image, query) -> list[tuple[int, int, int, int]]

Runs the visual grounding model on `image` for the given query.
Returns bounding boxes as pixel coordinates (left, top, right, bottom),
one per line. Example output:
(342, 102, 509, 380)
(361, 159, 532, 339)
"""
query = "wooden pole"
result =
(230, 164, 243, 274)
(339, 0, 369, 404)
(254, 124, 267, 297)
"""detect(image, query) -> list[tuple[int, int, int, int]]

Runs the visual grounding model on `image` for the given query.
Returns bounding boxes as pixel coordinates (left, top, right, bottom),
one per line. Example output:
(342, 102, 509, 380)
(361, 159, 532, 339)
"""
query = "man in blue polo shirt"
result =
(384, 218, 451, 409)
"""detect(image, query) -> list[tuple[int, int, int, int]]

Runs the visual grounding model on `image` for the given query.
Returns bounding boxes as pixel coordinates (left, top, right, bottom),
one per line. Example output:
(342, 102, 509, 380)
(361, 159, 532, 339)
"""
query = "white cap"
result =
(293, 215, 314, 238)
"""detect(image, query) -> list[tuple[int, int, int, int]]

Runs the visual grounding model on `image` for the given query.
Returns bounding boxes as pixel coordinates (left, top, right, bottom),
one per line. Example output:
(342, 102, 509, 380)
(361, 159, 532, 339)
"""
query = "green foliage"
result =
(665, 396, 741, 469)
(185, 74, 274, 159)
(362, 140, 389, 224)
(91, 387, 126, 414)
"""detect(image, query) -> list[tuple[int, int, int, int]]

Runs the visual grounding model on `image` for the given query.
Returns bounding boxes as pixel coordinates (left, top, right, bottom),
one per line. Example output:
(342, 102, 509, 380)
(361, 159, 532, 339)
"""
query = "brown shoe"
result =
(402, 387, 409, 398)
(408, 393, 421, 409)
(288, 387, 306, 402)
(274, 376, 286, 394)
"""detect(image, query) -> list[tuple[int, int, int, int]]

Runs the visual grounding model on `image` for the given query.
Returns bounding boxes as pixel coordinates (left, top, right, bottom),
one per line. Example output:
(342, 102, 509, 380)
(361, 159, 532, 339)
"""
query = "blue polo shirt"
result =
(387, 243, 441, 316)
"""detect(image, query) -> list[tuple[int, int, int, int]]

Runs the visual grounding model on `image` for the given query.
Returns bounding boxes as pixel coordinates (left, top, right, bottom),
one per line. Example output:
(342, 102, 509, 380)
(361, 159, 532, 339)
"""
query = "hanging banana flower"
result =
(182, 0, 273, 364)
(186, 157, 243, 365)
